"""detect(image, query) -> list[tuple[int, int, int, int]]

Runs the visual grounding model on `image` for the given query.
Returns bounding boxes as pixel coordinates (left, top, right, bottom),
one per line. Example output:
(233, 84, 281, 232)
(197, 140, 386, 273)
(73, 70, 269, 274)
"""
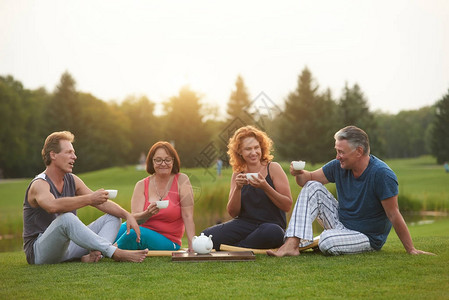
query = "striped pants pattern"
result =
(285, 181, 374, 255)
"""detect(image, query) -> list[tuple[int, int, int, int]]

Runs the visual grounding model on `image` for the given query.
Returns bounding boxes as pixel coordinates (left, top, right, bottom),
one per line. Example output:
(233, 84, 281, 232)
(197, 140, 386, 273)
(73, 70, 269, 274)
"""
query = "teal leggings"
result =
(114, 222, 180, 251)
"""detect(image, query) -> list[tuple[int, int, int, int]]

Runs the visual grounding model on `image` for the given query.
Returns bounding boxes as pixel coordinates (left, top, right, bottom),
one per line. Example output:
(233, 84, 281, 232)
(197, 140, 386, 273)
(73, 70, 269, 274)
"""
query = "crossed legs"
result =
(268, 181, 373, 257)
(202, 219, 285, 251)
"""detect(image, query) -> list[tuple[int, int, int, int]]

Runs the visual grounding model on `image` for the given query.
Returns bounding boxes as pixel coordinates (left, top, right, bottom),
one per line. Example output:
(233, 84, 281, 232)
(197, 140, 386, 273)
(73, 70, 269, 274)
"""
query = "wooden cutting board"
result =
(219, 238, 320, 254)
(146, 249, 216, 257)
(172, 251, 255, 262)
(146, 250, 186, 257)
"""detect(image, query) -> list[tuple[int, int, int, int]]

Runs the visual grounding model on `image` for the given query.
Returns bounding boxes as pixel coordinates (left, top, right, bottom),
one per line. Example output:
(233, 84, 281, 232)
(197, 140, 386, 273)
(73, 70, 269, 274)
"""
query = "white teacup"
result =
(105, 189, 118, 199)
(292, 161, 306, 171)
(156, 200, 169, 209)
(246, 173, 258, 180)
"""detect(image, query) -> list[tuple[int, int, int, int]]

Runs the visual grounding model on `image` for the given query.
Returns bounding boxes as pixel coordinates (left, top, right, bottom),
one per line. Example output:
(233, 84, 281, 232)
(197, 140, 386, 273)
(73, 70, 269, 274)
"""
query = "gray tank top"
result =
(22, 172, 76, 264)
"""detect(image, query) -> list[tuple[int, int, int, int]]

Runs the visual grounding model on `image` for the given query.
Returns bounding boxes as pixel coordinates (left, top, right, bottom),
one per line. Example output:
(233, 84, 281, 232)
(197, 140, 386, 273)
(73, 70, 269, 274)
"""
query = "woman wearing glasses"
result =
(114, 141, 195, 252)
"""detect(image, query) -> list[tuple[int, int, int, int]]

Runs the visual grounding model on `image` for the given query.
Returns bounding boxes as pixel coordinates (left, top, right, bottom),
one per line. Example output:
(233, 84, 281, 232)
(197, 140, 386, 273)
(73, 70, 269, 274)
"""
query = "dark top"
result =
(322, 155, 398, 250)
(238, 163, 287, 229)
(22, 172, 77, 264)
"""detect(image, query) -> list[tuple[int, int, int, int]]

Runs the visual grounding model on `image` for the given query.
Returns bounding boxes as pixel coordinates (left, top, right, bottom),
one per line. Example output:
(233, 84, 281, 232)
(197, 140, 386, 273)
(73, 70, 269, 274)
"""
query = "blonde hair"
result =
(227, 126, 274, 173)
(42, 131, 75, 166)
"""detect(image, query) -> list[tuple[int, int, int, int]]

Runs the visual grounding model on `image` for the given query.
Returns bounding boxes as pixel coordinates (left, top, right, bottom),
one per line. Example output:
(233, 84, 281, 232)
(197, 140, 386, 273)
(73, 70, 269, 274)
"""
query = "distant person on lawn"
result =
(268, 126, 435, 257)
(23, 131, 148, 264)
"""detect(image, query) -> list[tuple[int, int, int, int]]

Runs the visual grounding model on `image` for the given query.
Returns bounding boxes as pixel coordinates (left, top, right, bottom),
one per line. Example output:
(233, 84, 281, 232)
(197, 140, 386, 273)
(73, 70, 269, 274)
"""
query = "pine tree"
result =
(226, 75, 253, 126)
(339, 83, 372, 127)
(431, 89, 449, 164)
(120, 95, 158, 164)
(0, 76, 27, 177)
(163, 86, 211, 167)
(277, 67, 337, 164)
(338, 83, 384, 156)
(46, 71, 79, 132)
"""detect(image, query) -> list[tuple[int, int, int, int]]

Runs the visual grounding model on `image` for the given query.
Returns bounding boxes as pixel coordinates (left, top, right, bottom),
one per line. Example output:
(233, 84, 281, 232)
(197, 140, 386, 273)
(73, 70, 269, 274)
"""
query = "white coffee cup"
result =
(156, 200, 169, 209)
(292, 161, 306, 171)
(105, 189, 118, 199)
(246, 173, 258, 180)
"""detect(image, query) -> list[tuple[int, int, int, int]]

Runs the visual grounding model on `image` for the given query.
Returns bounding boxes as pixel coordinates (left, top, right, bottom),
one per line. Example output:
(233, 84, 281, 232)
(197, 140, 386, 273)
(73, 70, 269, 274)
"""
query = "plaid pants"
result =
(286, 181, 374, 255)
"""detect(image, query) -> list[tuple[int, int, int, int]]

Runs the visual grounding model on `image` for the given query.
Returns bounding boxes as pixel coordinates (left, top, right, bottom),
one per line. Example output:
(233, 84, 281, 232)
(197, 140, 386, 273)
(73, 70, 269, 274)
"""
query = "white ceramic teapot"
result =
(192, 233, 213, 254)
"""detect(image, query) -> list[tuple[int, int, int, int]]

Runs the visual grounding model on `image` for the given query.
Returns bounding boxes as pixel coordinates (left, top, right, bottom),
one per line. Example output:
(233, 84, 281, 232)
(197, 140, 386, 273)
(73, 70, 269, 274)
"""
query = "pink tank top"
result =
(141, 174, 184, 245)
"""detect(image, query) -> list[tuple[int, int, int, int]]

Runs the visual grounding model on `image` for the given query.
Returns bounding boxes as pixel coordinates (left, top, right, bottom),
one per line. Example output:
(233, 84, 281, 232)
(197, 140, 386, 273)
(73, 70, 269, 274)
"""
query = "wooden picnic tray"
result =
(147, 250, 186, 257)
(219, 238, 320, 254)
(146, 249, 216, 257)
(172, 251, 255, 262)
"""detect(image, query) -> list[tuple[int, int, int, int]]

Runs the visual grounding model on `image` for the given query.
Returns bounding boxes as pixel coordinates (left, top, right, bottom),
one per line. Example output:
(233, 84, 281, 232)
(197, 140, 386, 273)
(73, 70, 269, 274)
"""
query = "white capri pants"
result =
(33, 213, 120, 264)
(286, 181, 374, 255)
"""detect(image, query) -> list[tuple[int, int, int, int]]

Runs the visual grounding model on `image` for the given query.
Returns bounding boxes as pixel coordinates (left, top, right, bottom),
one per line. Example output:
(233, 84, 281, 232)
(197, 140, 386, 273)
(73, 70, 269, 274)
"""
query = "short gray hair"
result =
(334, 126, 370, 155)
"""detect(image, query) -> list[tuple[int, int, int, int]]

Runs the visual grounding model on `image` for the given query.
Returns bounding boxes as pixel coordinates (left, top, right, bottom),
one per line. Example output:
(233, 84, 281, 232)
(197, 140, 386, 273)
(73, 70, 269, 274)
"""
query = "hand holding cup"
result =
(235, 173, 248, 188)
(246, 173, 259, 181)
(146, 202, 160, 217)
(292, 161, 306, 170)
(156, 200, 169, 209)
(290, 161, 306, 176)
(105, 189, 118, 199)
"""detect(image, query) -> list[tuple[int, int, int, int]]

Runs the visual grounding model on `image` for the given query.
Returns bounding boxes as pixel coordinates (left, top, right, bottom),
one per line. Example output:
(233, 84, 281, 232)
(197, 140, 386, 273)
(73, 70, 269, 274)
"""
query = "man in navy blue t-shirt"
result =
(268, 126, 434, 256)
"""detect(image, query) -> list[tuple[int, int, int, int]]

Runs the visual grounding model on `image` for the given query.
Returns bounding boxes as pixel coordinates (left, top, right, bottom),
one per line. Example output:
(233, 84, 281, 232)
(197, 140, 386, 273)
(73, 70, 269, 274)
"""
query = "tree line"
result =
(1, 67, 448, 179)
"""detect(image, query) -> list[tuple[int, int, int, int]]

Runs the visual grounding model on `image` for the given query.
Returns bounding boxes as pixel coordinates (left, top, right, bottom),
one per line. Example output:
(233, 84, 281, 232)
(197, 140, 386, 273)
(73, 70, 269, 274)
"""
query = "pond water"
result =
(1, 212, 447, 253)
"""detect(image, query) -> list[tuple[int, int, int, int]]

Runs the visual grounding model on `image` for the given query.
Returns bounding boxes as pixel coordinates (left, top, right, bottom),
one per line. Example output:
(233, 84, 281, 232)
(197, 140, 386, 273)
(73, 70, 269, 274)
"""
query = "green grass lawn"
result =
(1, 156, 448, 252)
(0, 219, 448, 299)
(0, 156, 448, 298)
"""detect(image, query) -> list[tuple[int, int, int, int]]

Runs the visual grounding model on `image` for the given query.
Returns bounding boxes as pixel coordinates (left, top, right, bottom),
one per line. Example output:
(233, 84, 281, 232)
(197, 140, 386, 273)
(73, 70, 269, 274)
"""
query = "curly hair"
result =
(227, 125, 274, 173)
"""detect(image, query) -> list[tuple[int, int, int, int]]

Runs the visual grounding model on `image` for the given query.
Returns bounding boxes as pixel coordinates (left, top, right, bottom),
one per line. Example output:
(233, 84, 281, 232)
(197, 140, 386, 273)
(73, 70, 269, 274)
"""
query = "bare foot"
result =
(112, 248, 148, 262)
(81, 251, 103, 263)
(267, 237, 301, 257)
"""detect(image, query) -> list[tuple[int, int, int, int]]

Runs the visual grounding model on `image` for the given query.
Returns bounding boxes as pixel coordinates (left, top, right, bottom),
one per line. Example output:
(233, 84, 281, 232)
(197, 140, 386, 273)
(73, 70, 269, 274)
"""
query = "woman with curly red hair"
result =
(202, 125, 292, 250)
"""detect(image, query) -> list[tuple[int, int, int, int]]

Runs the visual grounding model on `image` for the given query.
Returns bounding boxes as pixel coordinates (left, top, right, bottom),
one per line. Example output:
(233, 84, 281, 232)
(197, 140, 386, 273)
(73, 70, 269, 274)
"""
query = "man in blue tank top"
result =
(23, 131, 149, 264)
(268, 126, 434, 257)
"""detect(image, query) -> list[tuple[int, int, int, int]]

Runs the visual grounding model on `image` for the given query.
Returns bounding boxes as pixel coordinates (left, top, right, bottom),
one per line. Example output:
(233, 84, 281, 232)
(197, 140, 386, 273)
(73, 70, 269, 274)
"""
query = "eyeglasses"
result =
(153, 157, 174, 165)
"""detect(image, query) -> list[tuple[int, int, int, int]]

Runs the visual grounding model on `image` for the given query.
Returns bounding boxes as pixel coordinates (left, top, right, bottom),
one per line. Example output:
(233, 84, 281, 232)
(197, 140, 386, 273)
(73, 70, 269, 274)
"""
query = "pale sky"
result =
(1, 0, 448, 117)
